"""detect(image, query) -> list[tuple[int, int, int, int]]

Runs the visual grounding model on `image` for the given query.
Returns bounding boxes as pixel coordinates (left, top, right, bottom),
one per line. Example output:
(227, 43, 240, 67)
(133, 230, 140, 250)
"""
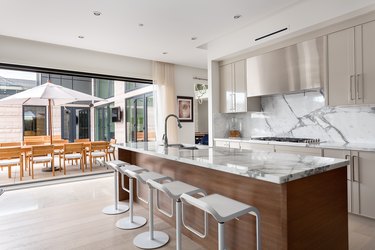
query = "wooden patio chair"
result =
(87, 141, 108, 171)
(0, 146, 23, 181)
(0, 142, 22, 147)
(74, 138, 90, 142)
(59, 143, 85, 175)
(30, 145, 54, 179)
(107, 138, 117, 161)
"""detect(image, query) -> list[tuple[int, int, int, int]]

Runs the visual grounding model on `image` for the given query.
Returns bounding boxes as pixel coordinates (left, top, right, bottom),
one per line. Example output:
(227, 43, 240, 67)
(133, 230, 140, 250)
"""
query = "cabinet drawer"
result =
(240, 142, 274, 152)
(274, 145, 322, 156)
(215, 140, 230, 148)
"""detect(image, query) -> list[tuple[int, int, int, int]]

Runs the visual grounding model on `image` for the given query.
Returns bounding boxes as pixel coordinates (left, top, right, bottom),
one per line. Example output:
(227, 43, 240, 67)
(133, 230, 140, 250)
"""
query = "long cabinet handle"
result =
(352, 155, 360, 183)
(345, 154, 352, 181)
(356, 74, 362, 100)
(350, 75, 355, 100)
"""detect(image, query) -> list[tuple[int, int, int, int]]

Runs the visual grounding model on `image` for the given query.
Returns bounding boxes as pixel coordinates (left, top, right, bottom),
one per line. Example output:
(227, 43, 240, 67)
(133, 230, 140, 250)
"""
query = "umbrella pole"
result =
(48, 99, 52, 145)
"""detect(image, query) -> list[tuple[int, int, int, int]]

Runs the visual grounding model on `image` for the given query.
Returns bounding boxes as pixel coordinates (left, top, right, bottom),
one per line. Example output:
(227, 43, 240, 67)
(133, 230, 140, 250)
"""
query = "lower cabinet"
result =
(274, 145, 322, 156)
(323, 149, 357, 214)
(324, 149, 375, 219)
(240, 142, 275, 152)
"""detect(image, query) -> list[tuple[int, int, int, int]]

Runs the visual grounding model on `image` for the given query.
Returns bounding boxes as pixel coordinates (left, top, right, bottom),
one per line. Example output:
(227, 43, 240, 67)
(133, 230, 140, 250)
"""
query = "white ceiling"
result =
(0, 0, 303, 69)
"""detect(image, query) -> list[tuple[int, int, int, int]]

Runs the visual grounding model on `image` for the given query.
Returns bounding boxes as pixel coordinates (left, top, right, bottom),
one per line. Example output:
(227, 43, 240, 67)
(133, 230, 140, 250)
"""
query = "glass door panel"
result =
(62, 107, 90, 142)
(146, 95, 155, 141)
(126, 99, 135, 142)
(136, 97, 145, 142)
(125, 92, 154, 143)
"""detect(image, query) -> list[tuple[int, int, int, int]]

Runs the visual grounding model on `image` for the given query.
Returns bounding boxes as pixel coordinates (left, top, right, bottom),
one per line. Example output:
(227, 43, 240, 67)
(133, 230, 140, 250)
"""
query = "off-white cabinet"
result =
(323, 149, 356, 214)
(219, 60, 247, 113)
(240, 142, 275, 152)
(328, 21, 375, 106)
(324, 149, 375, 219)
(274, 145, 322, 156)
(214, 140, 275, 152)
(214, 140, 240, 148)
(356, 151, 375, 219)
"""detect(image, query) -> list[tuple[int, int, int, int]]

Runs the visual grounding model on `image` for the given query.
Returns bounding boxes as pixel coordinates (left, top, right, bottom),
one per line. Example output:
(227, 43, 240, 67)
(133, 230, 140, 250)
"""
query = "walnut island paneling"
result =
(117, 142, 349, 250)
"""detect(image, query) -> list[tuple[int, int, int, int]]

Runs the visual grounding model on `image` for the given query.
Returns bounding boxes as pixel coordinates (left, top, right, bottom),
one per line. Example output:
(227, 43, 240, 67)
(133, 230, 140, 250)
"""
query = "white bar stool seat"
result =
(147, 180, 207, 250)
(181, 193, 262, 250)
(116, 164, 148, 230)
(99, 159, 130, 215)
(130, 170, 173, 249)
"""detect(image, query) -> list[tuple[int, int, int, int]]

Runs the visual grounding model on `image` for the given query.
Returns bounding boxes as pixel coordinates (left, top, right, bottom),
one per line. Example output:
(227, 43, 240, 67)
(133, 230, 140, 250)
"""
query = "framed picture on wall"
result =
(177, 96, 193, 122)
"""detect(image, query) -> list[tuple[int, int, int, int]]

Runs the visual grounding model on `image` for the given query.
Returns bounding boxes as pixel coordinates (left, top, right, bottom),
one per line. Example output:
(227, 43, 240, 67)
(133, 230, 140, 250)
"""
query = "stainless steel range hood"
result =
(247, 36, 326, 97)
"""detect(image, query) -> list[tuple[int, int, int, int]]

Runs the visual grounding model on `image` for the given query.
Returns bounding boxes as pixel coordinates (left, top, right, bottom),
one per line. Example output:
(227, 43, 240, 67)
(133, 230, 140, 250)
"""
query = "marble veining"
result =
(214, 90, 375, 144)
(117, 142, 348, 184)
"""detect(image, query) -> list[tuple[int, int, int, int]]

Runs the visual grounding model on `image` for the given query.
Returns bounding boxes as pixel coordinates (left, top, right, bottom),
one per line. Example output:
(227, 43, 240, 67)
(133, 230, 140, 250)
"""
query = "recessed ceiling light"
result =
(93, 11, 102, 16)
(233, 14, 242, 19)
(191, 37, 198, 41)
(162, 52, 168, 55)
(78, 35, 84, 39)
(138, 23, 144, 27)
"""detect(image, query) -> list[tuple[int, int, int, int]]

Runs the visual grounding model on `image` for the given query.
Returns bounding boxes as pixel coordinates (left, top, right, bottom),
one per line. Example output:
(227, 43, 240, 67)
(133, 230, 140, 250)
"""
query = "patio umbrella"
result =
(0, 81, 103, 144)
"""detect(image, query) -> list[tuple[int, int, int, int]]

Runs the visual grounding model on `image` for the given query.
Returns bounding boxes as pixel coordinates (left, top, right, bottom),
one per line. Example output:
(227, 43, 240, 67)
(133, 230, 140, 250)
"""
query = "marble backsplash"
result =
(214, 90, 375, 143)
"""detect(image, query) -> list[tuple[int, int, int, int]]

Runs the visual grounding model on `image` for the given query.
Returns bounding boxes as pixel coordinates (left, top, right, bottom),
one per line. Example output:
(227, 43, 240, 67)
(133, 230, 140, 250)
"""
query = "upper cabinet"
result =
(328, 21, 375, 106)
(219, 60, 247, 113)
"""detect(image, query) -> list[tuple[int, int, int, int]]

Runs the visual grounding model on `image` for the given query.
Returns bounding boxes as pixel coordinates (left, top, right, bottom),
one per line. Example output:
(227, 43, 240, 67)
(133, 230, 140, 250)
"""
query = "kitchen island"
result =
(117, 142, 349, 250)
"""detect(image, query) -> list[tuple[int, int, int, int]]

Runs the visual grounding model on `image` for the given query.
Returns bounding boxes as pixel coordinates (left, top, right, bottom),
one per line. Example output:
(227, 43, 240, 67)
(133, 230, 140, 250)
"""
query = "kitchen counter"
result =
(215, 137, 375, 152)
(117, 142, 348, 249)
(116, 142, 348, 184)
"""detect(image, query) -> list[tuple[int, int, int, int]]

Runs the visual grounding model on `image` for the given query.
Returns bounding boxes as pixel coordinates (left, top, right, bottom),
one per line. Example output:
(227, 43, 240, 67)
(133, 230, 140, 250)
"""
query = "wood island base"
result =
(119, 148, 348, 250)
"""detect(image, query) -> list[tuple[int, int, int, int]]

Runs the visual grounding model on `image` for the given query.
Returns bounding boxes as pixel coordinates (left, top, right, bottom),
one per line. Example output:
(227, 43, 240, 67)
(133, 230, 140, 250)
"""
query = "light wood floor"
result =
(0, 177, 374, 250)
(0, 176, 204, 250)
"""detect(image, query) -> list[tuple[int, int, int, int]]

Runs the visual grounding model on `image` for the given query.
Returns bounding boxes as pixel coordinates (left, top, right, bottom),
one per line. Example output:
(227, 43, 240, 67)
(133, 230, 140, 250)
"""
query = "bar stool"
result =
(99, 159, 130, 215)
(115, 164, 148, 230)
(180, 193, 261, 250)
(147, 180, 208, 250)
(129, 170, 173, 249)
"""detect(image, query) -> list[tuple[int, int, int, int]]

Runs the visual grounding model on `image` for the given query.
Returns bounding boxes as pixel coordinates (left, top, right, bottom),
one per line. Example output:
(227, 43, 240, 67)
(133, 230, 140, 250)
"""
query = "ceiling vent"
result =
(254, 27, 288, 42)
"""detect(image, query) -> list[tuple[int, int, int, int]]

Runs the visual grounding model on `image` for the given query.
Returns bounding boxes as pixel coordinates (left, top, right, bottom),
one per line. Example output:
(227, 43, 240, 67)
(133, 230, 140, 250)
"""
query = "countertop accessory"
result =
(163, 114, 182, 147)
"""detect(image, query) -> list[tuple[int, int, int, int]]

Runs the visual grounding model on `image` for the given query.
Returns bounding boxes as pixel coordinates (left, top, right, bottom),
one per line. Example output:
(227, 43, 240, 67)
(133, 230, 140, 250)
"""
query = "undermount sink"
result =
(165, 144, 199, 150)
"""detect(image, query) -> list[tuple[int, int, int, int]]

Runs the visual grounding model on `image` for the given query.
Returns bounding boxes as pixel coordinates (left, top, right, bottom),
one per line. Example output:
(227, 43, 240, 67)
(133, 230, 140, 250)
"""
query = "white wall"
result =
(174, 65, 207, 144)
(0, 35, 152, 80)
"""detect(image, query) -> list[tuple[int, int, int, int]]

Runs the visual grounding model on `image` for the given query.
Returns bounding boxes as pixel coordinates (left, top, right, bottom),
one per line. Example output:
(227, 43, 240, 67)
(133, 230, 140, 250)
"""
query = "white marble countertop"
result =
(116, 142, 348, 184)
(214, 138, 375, 152)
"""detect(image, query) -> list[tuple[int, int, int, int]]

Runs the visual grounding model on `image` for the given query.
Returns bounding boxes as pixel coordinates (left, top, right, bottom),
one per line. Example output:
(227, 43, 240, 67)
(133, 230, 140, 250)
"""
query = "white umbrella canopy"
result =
(0, 81, 104, 144)
(0, 82, 102, 105)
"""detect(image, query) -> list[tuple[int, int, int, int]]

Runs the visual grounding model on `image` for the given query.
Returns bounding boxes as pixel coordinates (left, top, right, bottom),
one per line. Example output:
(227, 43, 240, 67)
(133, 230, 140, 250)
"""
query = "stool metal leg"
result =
(176, 199, 182, 250)
(218, 222, 225, 250)
(102, 170, 129, 215)
(116, 177, 147, 229)
(133, 186, 169, 249)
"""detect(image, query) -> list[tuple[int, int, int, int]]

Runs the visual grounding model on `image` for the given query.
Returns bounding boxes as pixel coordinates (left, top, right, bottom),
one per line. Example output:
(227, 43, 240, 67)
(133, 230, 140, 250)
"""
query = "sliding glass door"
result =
(95, 103, 114, 141)
(61, 107, 90, 142)
(126, 93, 155, 142)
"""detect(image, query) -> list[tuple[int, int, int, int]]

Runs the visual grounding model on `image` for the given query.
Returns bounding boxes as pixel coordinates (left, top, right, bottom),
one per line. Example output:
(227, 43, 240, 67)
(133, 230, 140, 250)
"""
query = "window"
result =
(94, 79, 114, 98)
(125, 81, 151, 93)
(23, 106, 46, 136)
(40, 74, 92, 95)
(0, 69, 37, 99)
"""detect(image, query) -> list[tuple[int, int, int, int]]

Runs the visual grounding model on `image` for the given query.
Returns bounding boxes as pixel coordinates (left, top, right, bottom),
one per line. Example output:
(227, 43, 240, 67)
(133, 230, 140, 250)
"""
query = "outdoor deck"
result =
(0, 158, 112, 186)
